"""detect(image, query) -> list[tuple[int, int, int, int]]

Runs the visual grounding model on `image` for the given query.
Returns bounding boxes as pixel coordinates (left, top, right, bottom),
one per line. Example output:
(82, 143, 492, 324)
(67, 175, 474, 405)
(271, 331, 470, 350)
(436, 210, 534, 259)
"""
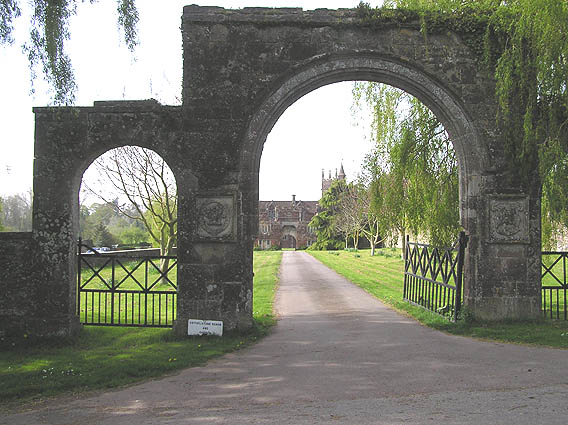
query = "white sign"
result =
(188, 319, 223, 336)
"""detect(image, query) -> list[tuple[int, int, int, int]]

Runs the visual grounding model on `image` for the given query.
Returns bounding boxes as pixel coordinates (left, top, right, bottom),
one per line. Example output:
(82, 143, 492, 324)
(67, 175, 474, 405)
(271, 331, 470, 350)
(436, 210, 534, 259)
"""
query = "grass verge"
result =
(0, 251, 282, 407)
(309, 248, 568, 349)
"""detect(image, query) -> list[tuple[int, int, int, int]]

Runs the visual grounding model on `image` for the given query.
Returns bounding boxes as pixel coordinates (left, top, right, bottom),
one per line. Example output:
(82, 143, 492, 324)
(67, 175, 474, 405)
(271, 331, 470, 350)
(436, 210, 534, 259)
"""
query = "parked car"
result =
(86, 247, 110, 254)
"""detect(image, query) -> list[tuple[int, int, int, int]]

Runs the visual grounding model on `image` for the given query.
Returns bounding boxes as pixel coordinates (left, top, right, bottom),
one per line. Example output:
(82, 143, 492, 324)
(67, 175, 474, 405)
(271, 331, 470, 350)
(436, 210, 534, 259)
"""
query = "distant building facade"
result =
(256, 165, 346, 249)
(256, 196, 319, 249)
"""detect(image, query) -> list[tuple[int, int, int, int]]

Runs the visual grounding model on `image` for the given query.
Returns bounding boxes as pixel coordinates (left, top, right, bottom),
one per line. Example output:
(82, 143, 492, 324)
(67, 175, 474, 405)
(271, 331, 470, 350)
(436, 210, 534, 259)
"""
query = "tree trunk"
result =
(159, 224, 176, 286)
(371, 231, 383, 257)
(363, 232, 374, 256)
(401, 229, 406, 260)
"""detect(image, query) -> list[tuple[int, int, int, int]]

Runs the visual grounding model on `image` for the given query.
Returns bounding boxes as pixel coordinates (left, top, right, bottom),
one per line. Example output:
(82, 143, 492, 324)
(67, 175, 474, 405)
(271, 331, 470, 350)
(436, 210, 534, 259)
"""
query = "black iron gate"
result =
(541, 251, 568, 320)
(403, 232, 468, 321)
(77, 240, 177, 327)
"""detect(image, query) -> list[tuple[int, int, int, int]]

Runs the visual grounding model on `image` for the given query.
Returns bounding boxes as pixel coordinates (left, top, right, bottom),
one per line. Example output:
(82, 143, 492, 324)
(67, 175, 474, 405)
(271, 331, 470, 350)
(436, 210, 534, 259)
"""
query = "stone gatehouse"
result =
(256, 197, 318, 250)
(0, 6, 544, 338)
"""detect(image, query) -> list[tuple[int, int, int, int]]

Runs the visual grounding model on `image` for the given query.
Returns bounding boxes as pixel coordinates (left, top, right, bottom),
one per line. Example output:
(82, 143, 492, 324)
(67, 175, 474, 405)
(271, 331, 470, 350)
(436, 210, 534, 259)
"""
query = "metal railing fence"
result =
(403, 232, 468, 322)
(77, 239, 177, 327)
(541, 251, 568, 320)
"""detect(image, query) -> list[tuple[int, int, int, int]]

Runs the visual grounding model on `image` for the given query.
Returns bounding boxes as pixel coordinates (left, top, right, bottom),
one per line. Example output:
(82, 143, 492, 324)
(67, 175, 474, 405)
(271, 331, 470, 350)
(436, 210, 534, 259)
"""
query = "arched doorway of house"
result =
(281, 224, 298, 250)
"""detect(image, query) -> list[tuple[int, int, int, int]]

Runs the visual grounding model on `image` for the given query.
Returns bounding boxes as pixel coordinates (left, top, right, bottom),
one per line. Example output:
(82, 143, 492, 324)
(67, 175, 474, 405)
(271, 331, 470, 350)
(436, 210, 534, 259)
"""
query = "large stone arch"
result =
(239, 54, 487, 307)
(173, 5, 538, 325)
(242, 54, 485, 174)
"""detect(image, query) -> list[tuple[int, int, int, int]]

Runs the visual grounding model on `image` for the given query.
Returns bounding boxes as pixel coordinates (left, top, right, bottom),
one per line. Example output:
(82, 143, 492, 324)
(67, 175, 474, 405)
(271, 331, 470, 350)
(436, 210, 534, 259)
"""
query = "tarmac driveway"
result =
(2, 251, 568, 424)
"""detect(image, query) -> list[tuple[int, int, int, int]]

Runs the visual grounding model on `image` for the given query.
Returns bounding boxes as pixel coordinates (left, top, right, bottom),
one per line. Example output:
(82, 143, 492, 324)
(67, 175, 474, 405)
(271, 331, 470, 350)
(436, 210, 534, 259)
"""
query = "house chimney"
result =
(292, 194, 296, 204)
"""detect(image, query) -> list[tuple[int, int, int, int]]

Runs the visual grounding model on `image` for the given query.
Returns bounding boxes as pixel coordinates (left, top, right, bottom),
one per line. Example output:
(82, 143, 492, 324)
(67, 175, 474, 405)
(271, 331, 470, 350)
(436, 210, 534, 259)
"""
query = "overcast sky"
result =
(0, 0, 384, 202)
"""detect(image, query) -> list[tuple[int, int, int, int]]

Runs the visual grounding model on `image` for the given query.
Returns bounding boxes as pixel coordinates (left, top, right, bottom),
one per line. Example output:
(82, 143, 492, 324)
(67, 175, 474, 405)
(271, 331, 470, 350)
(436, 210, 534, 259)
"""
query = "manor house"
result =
(256, 165, 345, 249)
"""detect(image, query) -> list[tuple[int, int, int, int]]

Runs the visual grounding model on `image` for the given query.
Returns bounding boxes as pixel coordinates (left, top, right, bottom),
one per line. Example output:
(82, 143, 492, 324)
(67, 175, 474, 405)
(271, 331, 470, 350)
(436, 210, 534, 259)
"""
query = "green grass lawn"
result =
(0, 251, 282, 406)
(309, 248, 568, 349)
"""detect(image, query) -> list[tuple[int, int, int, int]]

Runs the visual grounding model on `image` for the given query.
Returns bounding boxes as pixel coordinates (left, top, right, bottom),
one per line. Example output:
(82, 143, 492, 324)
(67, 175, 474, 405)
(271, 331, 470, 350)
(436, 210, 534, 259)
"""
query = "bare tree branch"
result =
(83, 146, 178, 279)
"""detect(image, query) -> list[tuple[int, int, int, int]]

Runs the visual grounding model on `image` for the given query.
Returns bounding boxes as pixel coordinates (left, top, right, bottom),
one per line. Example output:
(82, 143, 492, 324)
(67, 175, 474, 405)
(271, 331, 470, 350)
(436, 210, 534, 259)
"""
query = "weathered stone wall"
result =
(0, 6, 544, 338)
(0, 232, 78, 338)
(0, 233, 36, 337)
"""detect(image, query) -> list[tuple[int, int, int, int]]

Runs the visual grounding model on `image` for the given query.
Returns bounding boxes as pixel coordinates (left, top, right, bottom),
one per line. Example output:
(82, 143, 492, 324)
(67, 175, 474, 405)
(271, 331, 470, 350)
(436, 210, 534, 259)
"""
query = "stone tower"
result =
(321, 164, 346, 197)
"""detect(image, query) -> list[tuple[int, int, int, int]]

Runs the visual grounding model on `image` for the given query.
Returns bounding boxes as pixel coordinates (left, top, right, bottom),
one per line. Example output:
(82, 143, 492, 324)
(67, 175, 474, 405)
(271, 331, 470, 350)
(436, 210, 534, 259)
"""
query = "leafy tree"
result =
(0, 191, 32, 232)
(308, 179, 347, 250)
(79, 200, 146, 246)
(1, 0, 139, 104)
(358, 0, 568, 248)
(142, 196, 177, 279)
(119, 226, 148, 245)
(92, 222, 115, 247)
(335, 180, 388, 255)
(79, 204, 92, 239)
(335, 183, 366, 249)
(360, 178, 389, 256)
(354, 82, 460, 248)
(395, 97, 460, 246)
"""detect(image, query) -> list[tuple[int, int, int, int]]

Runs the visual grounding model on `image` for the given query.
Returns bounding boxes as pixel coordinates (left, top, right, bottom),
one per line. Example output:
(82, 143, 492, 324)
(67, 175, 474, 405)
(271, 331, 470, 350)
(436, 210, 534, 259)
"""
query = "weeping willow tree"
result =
(353, 83, 460, 249)
(0, 0, 139, 104)
(358, 0, 568, 248)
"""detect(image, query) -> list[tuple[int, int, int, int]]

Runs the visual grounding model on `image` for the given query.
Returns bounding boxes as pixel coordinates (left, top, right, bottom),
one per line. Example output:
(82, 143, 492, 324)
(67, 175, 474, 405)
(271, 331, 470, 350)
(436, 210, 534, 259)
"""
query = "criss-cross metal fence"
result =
(403, 232, 468, 321)
(541, 251, 568, 320)
(77, 240, 177, 327)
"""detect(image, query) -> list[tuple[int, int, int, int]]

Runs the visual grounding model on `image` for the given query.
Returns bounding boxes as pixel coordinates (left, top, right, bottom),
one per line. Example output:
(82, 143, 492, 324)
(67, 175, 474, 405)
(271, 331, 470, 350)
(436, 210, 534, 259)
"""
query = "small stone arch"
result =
(75, 147, 182, 242)
(76, 144, 181, 233)
(23, 101, 199, 337)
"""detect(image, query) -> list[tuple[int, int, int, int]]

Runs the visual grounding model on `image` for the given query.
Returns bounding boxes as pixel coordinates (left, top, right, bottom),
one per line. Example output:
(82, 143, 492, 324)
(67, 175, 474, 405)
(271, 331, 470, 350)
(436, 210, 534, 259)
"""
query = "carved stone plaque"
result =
(488, 196, 529, 243)
(196, 195, 236, 240)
